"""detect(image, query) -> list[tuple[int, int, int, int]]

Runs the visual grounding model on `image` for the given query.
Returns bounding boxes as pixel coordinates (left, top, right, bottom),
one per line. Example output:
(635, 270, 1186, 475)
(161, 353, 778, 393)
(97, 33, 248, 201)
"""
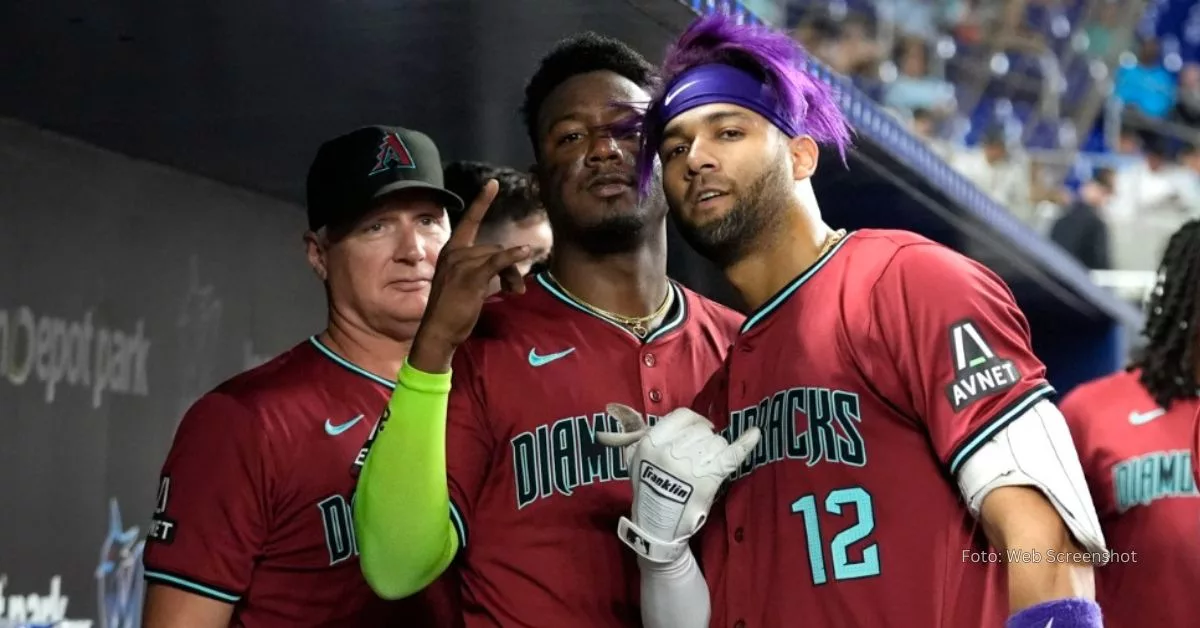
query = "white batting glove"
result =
(597, 403, 761, 564)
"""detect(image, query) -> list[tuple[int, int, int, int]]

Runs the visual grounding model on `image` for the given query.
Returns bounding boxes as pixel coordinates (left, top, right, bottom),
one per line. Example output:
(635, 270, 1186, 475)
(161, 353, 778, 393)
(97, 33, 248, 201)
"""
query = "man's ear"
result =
(788, 135, 820, 181)
(528, 163, 547, 206)
(303, 230, 328, 281)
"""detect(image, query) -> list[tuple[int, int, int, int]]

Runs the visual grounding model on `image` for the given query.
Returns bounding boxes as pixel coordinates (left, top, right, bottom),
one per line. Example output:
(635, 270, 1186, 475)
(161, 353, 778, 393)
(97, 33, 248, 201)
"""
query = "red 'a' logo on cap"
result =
(369, 132, 416, 175)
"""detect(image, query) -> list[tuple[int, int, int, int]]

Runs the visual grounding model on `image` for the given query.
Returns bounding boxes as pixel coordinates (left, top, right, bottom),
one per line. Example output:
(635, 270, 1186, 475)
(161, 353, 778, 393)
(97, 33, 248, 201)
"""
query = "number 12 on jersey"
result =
(790, 487, 881, 585)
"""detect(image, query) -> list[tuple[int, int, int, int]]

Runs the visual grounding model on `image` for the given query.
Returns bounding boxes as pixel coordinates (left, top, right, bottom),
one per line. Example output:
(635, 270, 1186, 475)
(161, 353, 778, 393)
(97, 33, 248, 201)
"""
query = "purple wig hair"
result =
(633, 13, 852, 196)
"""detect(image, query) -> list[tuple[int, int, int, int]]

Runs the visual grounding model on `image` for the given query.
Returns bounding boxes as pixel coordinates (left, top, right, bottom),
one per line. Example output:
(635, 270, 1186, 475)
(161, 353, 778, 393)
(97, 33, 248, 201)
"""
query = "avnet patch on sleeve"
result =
(943, 319, 1022, 412)
(147, 475, 177, 544)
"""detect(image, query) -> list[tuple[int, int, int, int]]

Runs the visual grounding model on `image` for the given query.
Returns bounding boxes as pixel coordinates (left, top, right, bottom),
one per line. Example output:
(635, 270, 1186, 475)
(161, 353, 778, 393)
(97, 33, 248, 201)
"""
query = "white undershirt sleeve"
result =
(639, 549, 710, 628)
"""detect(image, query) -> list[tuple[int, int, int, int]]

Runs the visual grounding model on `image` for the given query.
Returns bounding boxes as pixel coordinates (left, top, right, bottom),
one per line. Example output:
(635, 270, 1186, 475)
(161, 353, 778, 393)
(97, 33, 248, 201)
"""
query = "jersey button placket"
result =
(728, 517, 747, 623)
(733, 620, 746, 628)
(641, 349, 662, 406)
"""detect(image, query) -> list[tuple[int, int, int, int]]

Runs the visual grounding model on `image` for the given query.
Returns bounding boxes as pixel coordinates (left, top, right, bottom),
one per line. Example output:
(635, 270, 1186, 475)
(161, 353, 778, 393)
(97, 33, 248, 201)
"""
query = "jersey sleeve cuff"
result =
(449, 497, 469, 550)
(947, 382, 1056, 475)
(400, 358, 453, 394)
(144, 568, 242, 604)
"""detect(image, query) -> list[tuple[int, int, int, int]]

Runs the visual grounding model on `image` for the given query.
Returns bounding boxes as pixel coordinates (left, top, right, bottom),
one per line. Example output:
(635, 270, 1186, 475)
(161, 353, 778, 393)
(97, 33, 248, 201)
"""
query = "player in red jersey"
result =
(1059, 220, 1200, 628)
(140, 126, 468, 628)
(353, 34, 744, 627)
(601, 15, 1111, 628)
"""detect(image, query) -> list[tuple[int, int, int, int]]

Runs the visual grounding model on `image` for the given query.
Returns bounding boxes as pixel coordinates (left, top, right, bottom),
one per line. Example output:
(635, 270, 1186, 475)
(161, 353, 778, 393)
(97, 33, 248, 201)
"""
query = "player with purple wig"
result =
(632, 13, 850, 197)
(601, 14, 1108, 628)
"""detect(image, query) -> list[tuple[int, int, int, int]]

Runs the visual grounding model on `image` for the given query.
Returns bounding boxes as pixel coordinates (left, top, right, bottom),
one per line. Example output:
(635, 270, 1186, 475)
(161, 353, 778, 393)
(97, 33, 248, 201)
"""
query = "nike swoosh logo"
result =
(1129, 408, 1166, 425)
(528, 347, 575, 367)
(325, 414, 365, 436)
(664, 80, 699, 106)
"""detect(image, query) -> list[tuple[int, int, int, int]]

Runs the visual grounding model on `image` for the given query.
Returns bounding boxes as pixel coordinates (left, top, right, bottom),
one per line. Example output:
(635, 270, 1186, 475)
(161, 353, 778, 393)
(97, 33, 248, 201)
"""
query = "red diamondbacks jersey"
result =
(444, 273, 741, 628)
(142, 337, 460, 628)
(696, 230, 1054, 628)
(1060, 369, 1200, 628)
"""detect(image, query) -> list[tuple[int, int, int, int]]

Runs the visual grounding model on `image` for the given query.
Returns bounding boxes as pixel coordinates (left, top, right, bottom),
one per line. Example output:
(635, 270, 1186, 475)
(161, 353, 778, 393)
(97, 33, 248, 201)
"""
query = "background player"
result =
(353, 33, 744, 627)
(443, 160, 553, 294)
(141, 126, 464, 627)
(605, 15, 1108, 628)
(1059, 219, 1200, 628)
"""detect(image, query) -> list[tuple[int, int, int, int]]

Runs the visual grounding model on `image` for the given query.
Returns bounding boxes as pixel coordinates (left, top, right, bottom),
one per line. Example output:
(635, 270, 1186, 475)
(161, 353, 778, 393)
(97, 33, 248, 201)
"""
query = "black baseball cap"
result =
(306, 125, 465, 232)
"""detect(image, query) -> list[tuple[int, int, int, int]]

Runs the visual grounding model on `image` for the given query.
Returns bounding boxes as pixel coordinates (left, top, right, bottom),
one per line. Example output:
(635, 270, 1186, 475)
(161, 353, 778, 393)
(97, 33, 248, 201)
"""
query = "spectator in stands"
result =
(827, 14, 883, 79)
(884, 38, 956, 114)
(1115, 128, 1143, 155)
(443, 160, 552, 296)
(1115, 38, 1176, 120)
(910, 107, 951, 158)
(1049, 169, 1112, 270)
(954, 125, 1032, 221)
(1171, 63, 1200, 128)
(1084, 1, 1119, 59)
(1174, 143, 1200, 212)
(948, 0, 984, 46)
(910, 107, 936, 138)
(887, 0, 939, 39)
(1110, 136, 1193, 220)
(792, 17, 841, 73)
(1179, 142, 1200, 177)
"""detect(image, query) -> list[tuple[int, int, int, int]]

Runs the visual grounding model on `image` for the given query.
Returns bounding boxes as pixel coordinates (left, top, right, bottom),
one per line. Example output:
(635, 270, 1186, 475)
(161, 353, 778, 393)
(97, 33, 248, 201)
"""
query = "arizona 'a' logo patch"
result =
(369, 132, 416, 175)
(944, 320, 1021, 412)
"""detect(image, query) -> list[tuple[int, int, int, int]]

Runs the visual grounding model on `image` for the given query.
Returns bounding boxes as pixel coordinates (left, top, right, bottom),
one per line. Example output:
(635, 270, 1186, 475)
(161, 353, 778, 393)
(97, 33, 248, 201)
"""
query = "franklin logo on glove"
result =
(597, 403, 760, 564)
(641, 463, 693, 503)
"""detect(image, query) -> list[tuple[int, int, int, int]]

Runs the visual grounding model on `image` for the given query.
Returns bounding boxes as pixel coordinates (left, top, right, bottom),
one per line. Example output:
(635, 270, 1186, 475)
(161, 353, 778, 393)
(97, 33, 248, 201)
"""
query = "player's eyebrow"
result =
(662, 109, 753, 144)
(701, 109, 753, 126)
(544, 112, 586, 131)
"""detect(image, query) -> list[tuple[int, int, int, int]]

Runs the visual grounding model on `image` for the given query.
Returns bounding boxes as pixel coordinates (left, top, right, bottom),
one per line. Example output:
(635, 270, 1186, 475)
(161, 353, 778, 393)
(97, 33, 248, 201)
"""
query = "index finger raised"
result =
(448, 179, 499, 247)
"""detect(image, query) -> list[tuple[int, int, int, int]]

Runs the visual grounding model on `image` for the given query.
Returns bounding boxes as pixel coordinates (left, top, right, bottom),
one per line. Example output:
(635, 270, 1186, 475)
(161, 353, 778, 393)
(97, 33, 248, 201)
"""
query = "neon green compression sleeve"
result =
(354, 358, 459, 599)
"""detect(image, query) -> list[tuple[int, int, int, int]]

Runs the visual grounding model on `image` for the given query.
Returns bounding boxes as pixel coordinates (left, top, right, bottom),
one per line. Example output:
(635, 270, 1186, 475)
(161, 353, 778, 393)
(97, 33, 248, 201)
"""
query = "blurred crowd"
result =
(786, 0, 1200, 278)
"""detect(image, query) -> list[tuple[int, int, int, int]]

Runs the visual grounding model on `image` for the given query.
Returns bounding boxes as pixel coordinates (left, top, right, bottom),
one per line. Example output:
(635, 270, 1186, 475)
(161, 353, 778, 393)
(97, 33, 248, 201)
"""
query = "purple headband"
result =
(654, 63, 800, 138)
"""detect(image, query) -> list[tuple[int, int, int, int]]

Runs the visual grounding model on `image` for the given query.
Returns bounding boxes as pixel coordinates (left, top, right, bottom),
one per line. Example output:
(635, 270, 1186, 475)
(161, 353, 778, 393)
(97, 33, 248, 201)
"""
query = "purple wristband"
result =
(1007, 598, 1103, 628)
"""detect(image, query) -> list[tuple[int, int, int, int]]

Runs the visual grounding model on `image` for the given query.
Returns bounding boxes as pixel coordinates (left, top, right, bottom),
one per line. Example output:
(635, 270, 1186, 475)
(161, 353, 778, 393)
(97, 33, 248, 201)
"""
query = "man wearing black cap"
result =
(140, 125, 465, 628)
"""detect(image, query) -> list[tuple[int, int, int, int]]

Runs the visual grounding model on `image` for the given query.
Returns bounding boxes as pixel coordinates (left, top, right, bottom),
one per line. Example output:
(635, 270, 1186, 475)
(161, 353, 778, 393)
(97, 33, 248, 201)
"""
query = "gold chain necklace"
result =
(819, 229, 847, 257)
(542, 230, 840, 337)
(545, 273, 673, 338)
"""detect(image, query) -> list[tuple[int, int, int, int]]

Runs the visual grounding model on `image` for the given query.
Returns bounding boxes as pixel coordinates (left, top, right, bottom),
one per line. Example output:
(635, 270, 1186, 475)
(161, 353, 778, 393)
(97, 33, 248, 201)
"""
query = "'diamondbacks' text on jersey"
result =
(697, 230, 1053, 628)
